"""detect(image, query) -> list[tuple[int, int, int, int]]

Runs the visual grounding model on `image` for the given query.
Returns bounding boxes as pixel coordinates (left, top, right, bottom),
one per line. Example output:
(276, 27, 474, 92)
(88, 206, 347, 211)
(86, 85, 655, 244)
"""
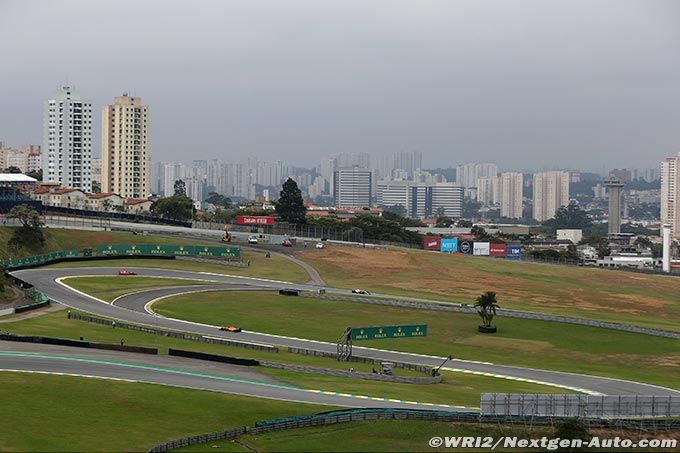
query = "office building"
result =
(431, 183, 464, 218)
(532, 171, 570, 221)
(377, 180, 463, 219)
(334, 167, 372, 208)
(101, 94, 150, 198)
(43, 86, 93, 191)
(661, 153, 680, 238)
(500, 172, 523, 219)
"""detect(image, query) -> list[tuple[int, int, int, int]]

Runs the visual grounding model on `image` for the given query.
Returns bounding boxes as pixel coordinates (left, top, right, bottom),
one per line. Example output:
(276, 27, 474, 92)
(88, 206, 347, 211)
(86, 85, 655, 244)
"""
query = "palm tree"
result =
(474, 291, 499, 332)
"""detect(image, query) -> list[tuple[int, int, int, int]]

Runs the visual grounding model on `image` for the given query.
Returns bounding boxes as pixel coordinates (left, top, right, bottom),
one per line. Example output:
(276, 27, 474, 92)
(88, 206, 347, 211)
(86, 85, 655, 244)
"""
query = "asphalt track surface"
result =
(9, 266, 680, 406)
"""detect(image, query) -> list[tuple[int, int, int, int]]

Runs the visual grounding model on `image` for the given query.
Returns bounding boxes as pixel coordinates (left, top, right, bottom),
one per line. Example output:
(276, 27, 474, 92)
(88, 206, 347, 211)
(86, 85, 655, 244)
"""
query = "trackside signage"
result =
(235, 215, 275, 225)
(96, 244, 240, 259)
(351, 324, 427, 341)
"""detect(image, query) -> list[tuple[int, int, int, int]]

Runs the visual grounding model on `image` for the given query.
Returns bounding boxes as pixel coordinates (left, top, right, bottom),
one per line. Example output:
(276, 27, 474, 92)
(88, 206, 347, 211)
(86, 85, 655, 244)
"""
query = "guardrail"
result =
(299, 292, 680, 340)
(147, 408, 680, 452)
(69, 312, 279, 352)
(0, 333, 158, 354)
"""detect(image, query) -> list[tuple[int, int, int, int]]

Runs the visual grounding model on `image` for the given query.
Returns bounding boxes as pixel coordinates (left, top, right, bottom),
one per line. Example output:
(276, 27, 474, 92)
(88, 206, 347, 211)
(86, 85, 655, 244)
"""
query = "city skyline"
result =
(2, 0, 679, 170)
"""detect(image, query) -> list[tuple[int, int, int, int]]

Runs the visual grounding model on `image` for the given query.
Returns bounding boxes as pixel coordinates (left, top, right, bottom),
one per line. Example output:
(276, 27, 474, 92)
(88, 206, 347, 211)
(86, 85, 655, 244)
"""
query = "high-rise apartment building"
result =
(456, 163, 498, 198)
(101, 94, 150, 198)
(476, 176, 501, 205)
(500, 172, 523, 219)
(661, 153, 680, 238)
(532, 171, 570, 221)
(43, 86, 93, 191)
(334, 167, 372, 208)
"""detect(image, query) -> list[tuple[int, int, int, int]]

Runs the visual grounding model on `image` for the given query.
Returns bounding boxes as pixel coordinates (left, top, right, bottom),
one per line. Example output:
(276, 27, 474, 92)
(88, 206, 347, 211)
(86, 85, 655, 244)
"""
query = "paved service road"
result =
(12, 267, 680, 398)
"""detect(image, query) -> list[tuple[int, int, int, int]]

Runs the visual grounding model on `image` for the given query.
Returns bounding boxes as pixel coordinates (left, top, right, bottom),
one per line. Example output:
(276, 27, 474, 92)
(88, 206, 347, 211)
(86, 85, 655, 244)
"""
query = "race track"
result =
(8, 266, 680, 405)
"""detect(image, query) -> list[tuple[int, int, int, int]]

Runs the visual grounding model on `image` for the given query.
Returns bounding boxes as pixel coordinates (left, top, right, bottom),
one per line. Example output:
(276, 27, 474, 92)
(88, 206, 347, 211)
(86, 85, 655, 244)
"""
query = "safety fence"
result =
(1, 243, 240, 270)
(43, 205, 192, 227)
(299, 292, 680, 340)
(481, 394, 680, 419)
(148, 408, 680, 452)
(0, 333, 158, 355)
(69, 312, 278, 352)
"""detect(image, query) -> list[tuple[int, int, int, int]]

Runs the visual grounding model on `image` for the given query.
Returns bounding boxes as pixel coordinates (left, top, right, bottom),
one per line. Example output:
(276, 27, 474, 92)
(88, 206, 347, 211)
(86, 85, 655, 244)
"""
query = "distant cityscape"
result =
(0, 85, 677, 241)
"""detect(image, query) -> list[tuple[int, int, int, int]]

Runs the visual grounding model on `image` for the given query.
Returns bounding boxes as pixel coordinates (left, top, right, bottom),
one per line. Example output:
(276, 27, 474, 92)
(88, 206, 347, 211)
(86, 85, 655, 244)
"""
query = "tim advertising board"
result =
(235, 215, 275, 225)
(440, 238, 458, 253)
(489, 243, 507, 258)
(473, 242, 490, 256)
(423, 236, 441, 251)
(506, 243, 521, 259)
(459, 240, 473, 255)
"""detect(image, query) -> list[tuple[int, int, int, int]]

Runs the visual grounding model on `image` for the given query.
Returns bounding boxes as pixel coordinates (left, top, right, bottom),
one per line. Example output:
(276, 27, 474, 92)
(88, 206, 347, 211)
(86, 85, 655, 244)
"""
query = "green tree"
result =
(205, 192, 232, 209)
(436, 216, 454, 228)
(150, 196, 193, 220)
(173, 179, 187, 198)
(26, 169, 42, 181)
(543, 204, 593, 231)
(555, 418, 591, 450)
(474, 291, 499, 329)
(275, 178, 306, 224)
(6, 166, 21, 174)
(91, 180, 102, 194)
(7, 204, 45, 250)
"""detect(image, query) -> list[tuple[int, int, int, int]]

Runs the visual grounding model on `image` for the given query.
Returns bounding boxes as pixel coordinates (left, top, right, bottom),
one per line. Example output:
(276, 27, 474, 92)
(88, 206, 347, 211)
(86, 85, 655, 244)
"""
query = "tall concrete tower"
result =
(604, 176, 625, 235)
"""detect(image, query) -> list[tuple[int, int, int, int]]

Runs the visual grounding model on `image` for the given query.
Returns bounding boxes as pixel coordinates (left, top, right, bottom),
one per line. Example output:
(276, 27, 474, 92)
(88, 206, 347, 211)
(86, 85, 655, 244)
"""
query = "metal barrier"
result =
(481, 394, 680, 418)
(148, 407, 680, 452)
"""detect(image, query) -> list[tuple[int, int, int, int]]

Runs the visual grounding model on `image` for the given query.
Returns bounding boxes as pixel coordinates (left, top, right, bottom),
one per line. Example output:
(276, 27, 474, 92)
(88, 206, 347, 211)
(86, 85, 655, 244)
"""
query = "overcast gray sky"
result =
(1, 0, 678, 171)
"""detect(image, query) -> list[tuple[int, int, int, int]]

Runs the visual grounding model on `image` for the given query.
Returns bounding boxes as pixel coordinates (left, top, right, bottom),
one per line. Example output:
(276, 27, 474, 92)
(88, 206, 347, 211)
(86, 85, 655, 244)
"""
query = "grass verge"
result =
(0, 372, 327, 452)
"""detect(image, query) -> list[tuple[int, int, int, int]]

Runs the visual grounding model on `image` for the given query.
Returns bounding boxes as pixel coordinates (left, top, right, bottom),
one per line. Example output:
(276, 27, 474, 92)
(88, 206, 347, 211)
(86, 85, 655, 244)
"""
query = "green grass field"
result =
(178, 420, 559, 452)
(61, 276, 212, 302)
(153, 290, 680, 390)
(298, 246, 680, 332)
(0, 372, 328, 452)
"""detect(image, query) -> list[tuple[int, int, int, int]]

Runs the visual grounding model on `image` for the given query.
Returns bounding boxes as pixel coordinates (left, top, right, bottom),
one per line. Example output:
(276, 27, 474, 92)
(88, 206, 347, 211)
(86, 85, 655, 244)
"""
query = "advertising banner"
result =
(489, 243, 507, 258)
(351, 324, 427, 341)
(97, 244, 240, 259)
(422, 235, 441, 251)
(473, 242, 490, 256)
(459, 240, 474, 255)
(235, 215, 275, 225)
(506, 243, 521, 260)
(440, 238, 458, 253)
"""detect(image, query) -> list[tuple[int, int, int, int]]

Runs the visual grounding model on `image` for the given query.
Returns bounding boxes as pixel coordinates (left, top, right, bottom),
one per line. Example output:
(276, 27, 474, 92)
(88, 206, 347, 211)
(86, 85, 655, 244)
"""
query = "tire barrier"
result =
(0, 333, 158, 354)
(147, 408, 680, 452)
(168, 349, 259, 367)
(300, 292, 680, 340)
(69, 312, 279, 353)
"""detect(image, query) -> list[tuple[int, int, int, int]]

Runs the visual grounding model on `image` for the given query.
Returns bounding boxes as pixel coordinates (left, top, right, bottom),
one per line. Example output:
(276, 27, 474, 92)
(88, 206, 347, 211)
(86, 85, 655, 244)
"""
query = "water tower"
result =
(604, 177, 625, 234)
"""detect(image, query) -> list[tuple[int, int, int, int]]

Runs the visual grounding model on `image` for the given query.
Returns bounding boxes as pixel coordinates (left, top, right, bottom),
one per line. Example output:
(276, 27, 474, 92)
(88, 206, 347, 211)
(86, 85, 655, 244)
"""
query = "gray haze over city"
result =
(1, 0, 679, 171)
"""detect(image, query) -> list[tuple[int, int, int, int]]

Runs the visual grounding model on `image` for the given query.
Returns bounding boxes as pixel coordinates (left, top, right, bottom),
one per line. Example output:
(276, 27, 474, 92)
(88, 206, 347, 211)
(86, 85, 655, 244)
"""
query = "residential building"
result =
(532, 171, 570, 221)
(101, 94, 150, 198)
(43, 86, 93, 191)
(500, 172, 524, 219)
(661, 153, 680, 238)
(477, 176, 501, 206)
(456, 163, 497, 189)
(334, 166, 372, 208)
(85, 192, 124, 211)
(556, 229, 583, 244)
(125, 198, 153, 214)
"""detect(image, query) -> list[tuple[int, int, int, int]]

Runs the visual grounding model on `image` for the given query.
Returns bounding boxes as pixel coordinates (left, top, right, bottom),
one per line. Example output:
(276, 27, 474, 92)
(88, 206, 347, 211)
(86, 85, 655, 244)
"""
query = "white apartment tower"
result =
(661, 153, 680, 238)
(334, 167, 372, 208)
(101, 94, 150, 198)
(500, 172, 524, 219)
(43, 86, 93, 191)
(532, 171, 570, 221)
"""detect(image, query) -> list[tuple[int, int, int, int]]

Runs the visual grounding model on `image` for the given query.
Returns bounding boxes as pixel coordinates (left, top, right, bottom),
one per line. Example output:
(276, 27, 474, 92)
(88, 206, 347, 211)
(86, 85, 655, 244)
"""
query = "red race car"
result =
(118, 269, 137, 276)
